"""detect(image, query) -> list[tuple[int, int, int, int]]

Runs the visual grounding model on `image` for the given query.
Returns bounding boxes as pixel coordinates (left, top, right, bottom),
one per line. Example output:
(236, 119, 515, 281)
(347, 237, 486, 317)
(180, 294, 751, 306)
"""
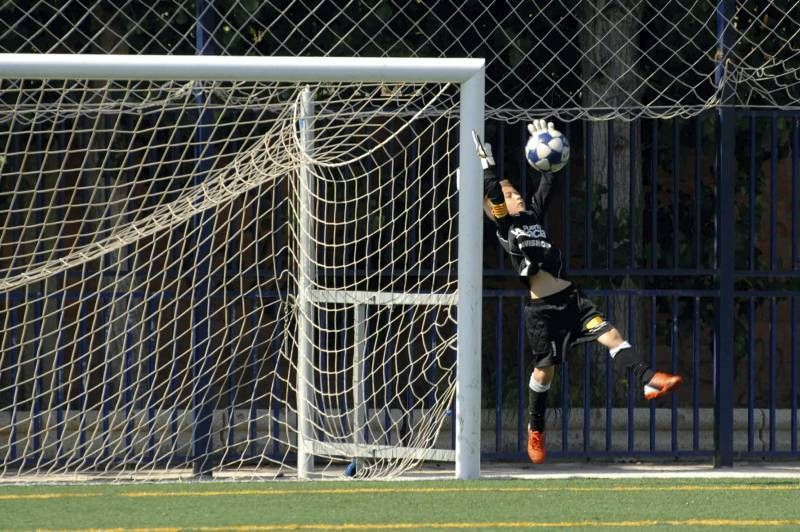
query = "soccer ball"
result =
(525, 128, 570, 172)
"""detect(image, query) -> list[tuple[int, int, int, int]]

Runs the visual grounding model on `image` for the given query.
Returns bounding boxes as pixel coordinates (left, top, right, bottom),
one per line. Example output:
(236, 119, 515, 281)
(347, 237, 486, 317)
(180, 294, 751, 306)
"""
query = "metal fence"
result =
(480, 114, 799, 463)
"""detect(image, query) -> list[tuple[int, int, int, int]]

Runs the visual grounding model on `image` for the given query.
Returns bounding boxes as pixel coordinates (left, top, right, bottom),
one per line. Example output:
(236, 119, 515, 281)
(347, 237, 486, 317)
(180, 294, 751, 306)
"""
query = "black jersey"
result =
(493, 172, 563, 282)
(497, 211, 562, 279)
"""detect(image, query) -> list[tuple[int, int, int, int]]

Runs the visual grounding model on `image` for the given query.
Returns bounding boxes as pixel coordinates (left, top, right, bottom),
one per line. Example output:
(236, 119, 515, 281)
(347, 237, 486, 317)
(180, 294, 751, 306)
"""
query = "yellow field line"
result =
(198, 521, 800, 530)
(34, 519, 800, 531)
(2, 483, 799, 501)
(122, 483, 800, 497)
(0, 492, 104, 501)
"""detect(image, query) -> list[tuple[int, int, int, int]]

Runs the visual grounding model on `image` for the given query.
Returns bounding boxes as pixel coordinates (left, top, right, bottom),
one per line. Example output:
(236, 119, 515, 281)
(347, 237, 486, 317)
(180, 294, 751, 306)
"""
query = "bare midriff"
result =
(528, 270, 572, 299)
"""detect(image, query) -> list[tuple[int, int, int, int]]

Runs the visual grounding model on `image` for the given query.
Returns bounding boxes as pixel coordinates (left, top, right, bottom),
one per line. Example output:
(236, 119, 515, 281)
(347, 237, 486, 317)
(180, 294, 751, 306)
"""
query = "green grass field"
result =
(2, 477, 800, 530)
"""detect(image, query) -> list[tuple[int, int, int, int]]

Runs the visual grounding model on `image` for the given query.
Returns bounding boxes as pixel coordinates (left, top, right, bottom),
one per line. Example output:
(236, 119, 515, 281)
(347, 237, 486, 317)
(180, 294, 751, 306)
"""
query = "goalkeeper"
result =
(474, 121, 682, 465)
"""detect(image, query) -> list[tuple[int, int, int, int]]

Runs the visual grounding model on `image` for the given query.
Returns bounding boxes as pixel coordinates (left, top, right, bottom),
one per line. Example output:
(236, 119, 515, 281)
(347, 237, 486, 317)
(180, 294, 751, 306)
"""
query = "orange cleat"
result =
(527, 429, 546, 464)
(644, 371, 683, 400)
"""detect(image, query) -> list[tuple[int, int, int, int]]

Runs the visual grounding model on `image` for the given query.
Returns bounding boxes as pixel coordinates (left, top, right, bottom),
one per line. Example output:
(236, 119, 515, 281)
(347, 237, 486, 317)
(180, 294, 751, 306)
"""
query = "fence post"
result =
(190, 0, 217, 478)
(714, 0, 735, 468)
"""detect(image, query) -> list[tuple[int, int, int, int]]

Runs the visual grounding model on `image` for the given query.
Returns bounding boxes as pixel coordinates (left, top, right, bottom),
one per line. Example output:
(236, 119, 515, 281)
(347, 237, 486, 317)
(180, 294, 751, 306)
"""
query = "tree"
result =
(579, 0, 646, 395)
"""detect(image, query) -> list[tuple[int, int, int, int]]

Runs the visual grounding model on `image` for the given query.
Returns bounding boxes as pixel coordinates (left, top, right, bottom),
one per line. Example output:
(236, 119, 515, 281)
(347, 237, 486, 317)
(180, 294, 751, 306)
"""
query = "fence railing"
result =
(481, 113, 799, 462)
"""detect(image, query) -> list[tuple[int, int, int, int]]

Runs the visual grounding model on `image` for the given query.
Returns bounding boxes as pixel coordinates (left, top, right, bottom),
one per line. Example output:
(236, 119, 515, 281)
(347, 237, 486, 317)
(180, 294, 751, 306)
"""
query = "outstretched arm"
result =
(473, 131, 512, 235)
(529, 170, 558, 220)
(526, 121, 560, 219)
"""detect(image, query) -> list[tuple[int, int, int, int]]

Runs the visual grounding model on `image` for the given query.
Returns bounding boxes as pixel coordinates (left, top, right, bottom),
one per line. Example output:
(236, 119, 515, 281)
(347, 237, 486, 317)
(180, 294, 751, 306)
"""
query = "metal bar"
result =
(270, 313, 283, 459)
(607, 121, 614, 270)
(354, 304, 367, 448)
(296, 87, 316, 478)
(746, 116, 756, 269)
(226, 307, 238, 451)
(630, 120, 637, 268)
(495, 298, 503, 453)
(748, 299, 755, 452)
(604, 296, 612, 451)
(101, 300, 111, 463)
(517, 300, 526, 452)
(563, 268, 718, 276)
(695, 118, 703, 268)
(792, 296, 798, 453)
(455, 68, 485, 479)
(168, 298, 180, 465)
(714, 0, 736, 467)
(649, 296, 656, 452)
(54, 293, 65, 466)
(7, 307, 20, 464)
(583, 343, 590, 454)
(693, 298, 701, 451)
(489, 450, 715, 461)
(627, 298, 635, 452)
(586, 121, 593, 269)
(794, 117, 799, 271)
(769, 298, 777, 452)
(190, 0, 217, 478)
(565, 122, 572, 271)
(562, 339, 571, 453)
(78, 303, 89, 459)
(770, 115, 778, 272)
(124, 306, 135, 457)
(673, 119, 680, 269)
(146, 298, 157, 461)
(0, 53, 486, 83)
(651, 120, 658, 268)
(671, 296, 678, 452)
(309, 290, 456, 306)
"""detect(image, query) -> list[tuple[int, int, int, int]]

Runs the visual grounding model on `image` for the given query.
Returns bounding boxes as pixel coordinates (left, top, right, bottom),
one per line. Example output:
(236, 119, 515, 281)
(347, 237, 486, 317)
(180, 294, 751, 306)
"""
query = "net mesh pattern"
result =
(0, 79, 462, 481)
(1, 1, 798, 120)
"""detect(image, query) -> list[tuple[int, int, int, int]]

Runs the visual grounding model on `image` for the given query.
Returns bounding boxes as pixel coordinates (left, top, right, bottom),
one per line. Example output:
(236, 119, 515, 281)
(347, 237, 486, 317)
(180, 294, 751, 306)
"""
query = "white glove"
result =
(471, 130, 495, 169)
(527, 119, 555, 136)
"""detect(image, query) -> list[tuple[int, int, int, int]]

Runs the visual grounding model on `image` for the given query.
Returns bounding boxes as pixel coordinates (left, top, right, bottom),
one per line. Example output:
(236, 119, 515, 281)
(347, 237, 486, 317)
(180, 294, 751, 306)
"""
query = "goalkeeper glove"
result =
(472, 130, 508, 220)
(472, 130, 495, 169)
(527, 118, 556, 137)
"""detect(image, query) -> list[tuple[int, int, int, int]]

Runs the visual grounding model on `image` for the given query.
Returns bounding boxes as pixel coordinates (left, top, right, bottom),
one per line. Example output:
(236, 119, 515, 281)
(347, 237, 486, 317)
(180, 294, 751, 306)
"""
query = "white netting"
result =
(1, 1, 799, 120)
(0, 76, 462, 481)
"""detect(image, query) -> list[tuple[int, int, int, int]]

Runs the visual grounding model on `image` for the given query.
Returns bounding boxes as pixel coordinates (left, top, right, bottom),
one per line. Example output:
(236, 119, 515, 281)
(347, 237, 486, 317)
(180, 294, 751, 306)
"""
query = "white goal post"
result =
(0, 54, 484, 481)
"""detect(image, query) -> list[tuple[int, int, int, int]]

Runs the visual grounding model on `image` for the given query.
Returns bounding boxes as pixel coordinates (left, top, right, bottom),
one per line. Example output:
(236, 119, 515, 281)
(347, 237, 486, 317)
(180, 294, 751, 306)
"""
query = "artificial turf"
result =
(2, 477, 800, 530)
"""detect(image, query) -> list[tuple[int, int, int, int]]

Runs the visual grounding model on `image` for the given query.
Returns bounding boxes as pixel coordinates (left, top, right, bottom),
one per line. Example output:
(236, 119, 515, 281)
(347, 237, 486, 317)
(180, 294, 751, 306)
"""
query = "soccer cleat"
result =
(527, 428, 546, 464)
(471, 130, 495, 169)
(644, 371, 683, 400)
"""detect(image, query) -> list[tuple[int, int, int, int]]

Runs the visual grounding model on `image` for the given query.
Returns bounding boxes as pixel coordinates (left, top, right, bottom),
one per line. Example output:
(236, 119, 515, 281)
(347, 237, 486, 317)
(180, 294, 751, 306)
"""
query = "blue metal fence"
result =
(481, 113, 800, 463)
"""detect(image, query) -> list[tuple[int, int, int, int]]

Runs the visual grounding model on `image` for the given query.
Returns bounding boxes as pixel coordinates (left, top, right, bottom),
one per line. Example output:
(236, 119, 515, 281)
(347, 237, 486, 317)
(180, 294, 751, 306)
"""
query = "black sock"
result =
(612, 347, 654, 386)
(528, 388, 549, 432)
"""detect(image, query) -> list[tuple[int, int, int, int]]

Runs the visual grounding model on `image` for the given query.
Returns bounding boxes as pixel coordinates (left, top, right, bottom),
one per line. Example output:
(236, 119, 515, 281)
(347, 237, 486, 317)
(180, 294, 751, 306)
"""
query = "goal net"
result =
(0, 55, 484, 481)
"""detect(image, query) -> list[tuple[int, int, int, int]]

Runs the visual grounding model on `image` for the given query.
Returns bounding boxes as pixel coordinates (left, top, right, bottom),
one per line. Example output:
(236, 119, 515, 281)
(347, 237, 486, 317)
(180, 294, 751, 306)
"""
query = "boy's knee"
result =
(532, 366, 555, 385)
(600, 327, 625, 347)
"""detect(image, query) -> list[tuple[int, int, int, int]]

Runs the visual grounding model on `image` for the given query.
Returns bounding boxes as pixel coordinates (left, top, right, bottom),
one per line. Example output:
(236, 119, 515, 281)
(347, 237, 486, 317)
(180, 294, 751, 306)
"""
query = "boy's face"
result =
(501, 181, 525, 215)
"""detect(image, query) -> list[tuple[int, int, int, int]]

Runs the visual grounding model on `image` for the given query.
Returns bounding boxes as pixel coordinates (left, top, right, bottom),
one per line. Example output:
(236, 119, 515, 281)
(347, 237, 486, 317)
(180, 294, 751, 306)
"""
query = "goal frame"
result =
(0, 53, 485, 480)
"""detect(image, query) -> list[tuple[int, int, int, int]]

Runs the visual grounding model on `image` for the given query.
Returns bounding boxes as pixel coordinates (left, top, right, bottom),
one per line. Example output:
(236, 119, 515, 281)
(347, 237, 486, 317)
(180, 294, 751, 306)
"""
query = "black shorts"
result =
(523, 285, 613, 368)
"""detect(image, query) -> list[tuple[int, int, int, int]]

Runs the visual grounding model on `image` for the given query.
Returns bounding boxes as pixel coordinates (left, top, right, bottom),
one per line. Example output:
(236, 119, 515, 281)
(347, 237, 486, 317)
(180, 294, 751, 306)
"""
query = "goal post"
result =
(0, 54, 484, 481)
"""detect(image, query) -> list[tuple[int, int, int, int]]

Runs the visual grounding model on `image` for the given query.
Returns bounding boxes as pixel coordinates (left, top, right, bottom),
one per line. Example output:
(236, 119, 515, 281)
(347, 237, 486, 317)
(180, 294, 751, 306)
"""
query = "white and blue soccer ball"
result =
(525, 128, 570, 172)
